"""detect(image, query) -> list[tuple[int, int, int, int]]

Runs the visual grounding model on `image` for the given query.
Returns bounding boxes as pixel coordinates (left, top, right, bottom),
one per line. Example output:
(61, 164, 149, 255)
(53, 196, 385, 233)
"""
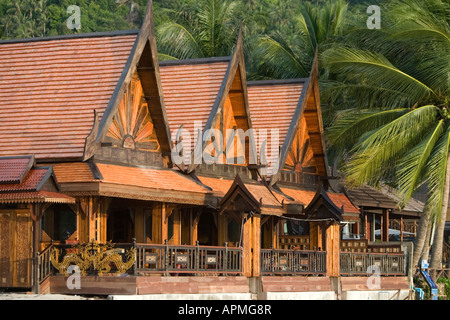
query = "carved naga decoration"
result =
(50, 241, 136, 276)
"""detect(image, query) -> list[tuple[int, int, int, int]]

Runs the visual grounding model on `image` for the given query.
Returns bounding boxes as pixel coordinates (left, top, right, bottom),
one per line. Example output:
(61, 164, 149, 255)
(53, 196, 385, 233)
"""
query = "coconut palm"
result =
(325, 0, 450, 268)
(252, 0, 350, 79)
(155, 0, 239, 60)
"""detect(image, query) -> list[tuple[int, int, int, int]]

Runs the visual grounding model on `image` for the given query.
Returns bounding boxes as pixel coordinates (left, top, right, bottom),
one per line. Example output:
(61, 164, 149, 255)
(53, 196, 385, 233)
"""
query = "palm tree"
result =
(252, 0, 350, 79)
(325, 0, 450, 268)
(155, 0, 239, 60)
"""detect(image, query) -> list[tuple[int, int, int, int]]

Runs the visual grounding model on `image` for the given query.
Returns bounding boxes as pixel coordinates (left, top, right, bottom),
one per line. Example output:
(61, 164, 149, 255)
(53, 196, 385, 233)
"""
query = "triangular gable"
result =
(269, 49, 328, 187)
(304, 185, 343, 222)
(83, 0, 172, 166)
(219, 175, 284, 216)
(167, 28, 256, 173)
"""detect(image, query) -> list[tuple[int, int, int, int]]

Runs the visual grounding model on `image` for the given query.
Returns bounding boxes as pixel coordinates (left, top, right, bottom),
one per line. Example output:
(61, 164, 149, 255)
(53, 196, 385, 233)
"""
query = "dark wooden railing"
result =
(135, 241, 242, 275)
(37, 243, 53, 283)
(260, 248, 326, 275)
(340, 252, 406, 276)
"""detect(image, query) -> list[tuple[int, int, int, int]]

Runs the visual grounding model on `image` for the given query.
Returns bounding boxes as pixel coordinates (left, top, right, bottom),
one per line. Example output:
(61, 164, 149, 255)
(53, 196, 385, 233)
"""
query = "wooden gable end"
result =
(270, 50, 328, 187)
(104, 71, 159, 152)
(197, 29, 256, 172)
(83, 1, 172, 168)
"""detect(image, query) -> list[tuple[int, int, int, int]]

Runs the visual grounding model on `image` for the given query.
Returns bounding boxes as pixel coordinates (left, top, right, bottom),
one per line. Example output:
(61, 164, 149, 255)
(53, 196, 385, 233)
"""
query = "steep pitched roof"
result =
(247, 51, 328, 184)
(247, 79, 305, 174)
(0, 31, 138, 161)
(161, 29, 254, 172)
(0, 156, 75, 204)
(160, 57, 231, 156)
(84, 1, 173, 162)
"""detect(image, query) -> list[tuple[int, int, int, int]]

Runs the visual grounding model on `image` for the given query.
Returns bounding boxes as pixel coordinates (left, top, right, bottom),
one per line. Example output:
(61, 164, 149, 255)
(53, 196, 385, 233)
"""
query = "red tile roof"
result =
(52, 162, 96, 183)
(0, 168, 48, 192)
(0, 156, 34, 183)
(279, 187, 359, 214)
(0, 191, 75, 204)
(96, 163, 209, 194)
(160, 60, 230, 155)
(0, 156, 75, 203)
(247, 82, 304, 171)
(0, 33, 138, 160)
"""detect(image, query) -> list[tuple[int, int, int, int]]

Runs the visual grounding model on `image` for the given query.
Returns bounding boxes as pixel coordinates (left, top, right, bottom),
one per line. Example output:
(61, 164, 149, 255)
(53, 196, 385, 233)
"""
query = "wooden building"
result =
(0, 1, 410, 296)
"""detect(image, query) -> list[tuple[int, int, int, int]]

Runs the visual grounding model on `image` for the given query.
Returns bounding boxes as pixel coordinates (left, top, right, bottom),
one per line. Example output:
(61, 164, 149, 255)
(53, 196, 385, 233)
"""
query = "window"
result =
(41, 205, 76, 242)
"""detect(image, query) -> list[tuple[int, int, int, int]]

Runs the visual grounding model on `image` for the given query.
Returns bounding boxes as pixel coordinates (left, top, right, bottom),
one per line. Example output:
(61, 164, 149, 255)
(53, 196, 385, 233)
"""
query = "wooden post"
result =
(272, 217, 278, 249)
(88, 196, 96, 242)
(172, 208, 181, 245)
(325, 222, 340, 277)
(218, 214, 227, 246)
(191, 210, 201, 245)
(309, 222, 323, 250)
(383, 209, 390, 242)
(400, 216, 404, 242)
(364, 213, 369, 241)
(252, 214, 261, 277)
(152, 203, 162, 244)
(134, 207, 145, 243)
(242, 213, 252, 277)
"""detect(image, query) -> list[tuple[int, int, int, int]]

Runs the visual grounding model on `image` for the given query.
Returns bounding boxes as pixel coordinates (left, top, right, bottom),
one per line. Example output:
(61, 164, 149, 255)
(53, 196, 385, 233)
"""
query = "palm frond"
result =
(343, 105, 440, 187)
(326, 108, 409, 154)
(322, 47, 435, 107)
(395, 118, 445, 206)
(254, 34, 309, 78)
(156, 21, 204, 59)
(423, 121, 450, 220)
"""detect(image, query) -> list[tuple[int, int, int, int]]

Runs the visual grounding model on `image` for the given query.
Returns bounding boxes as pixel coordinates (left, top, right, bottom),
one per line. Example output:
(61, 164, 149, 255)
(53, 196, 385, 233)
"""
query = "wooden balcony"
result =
(260, 248, 326, 276)
(135, 242, 242, 275)
(340, 252, 406, 276)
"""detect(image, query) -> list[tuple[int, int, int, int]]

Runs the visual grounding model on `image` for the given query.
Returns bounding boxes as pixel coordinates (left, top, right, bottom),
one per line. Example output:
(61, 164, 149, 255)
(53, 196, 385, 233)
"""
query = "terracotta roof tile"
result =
(247, 82, 303, 167)
(279, 187, 359, 214)
(96, 163, 209, 194)
(0, 167, 49, 192)
(0, 33, 137, 160)
(51, 162, 96, 183)
(0, 191, 75, 204)
(160, 60, 230, 154)
(245, 183, 282, 208)
(197, 176, 234, 196)
(0, 156, 34, 183)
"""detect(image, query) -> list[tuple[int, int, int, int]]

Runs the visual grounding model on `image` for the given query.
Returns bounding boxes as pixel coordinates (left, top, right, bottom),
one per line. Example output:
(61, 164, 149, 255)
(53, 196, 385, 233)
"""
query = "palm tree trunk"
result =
(412, 212, 432, 267)
(430, 154, 450, 269)
(421, 220, 433, 262)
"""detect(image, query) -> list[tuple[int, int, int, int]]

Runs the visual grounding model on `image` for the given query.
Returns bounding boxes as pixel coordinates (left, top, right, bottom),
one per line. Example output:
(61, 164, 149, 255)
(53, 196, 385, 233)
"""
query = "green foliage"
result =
(326, 0, 450, 220)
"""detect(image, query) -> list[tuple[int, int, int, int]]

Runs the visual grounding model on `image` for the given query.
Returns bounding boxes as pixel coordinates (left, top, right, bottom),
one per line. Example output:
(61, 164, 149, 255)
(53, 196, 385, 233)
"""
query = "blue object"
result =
(420, 260, 439, 300)
(415, 288, 424, 300)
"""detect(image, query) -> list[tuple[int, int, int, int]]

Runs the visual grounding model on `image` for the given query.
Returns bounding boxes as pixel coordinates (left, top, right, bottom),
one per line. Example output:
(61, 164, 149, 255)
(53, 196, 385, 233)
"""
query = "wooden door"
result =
(0, 210, 33, 288)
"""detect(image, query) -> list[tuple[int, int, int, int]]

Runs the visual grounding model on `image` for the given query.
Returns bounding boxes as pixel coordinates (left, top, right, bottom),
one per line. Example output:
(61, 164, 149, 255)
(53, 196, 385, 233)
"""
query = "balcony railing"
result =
(135, 242, 242, 275)
(260, 248, 326, 276)
(340, 252, 406, 276)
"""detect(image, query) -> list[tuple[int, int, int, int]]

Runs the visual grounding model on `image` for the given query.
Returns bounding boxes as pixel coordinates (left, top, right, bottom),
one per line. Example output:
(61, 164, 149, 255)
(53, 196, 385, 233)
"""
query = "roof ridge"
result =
(0, 29, 139, 46)
(159, 56, 232, 67)
(247, 78, 308, 86)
